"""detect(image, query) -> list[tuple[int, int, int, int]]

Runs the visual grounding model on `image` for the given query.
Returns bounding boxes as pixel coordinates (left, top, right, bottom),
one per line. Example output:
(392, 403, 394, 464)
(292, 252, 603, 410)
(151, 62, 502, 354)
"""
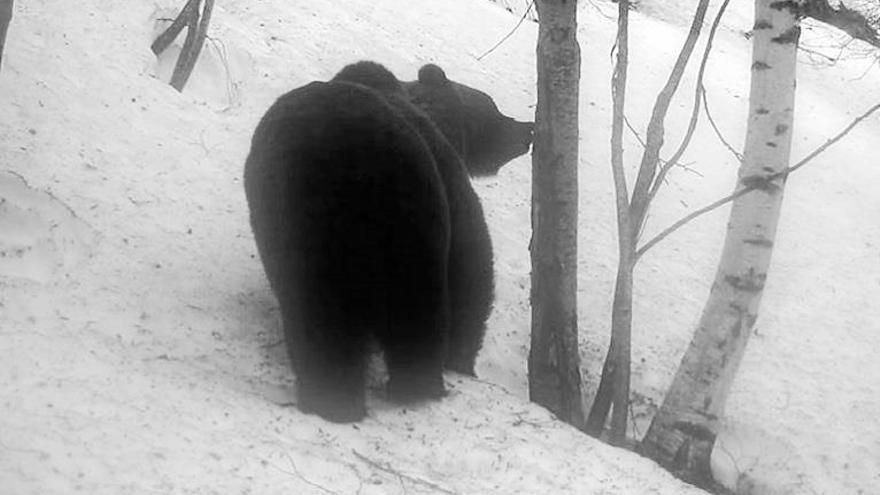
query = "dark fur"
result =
(244, 61, 533, 422)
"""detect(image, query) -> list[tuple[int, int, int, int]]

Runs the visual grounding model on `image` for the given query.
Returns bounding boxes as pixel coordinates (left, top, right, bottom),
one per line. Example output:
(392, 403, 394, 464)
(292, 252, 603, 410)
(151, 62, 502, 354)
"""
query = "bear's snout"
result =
(521, 121, 535, 148)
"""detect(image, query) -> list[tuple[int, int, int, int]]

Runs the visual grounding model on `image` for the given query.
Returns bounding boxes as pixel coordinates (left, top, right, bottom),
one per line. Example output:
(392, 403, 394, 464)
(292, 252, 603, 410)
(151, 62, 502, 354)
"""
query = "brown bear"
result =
(244, 61, 533, 422)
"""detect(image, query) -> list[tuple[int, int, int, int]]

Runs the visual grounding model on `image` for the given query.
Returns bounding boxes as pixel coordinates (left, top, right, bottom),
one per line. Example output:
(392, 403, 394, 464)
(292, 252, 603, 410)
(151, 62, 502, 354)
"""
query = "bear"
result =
(244, 61, 533, 423)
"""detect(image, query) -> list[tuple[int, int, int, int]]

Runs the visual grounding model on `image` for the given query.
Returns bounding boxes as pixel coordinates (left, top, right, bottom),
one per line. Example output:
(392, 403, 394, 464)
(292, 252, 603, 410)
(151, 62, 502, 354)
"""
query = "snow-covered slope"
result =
(0, 0, 877, 494)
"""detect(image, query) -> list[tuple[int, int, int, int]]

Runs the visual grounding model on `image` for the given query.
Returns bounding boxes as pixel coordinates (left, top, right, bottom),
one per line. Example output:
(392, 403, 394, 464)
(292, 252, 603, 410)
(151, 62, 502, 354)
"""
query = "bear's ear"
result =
(418, 64, 449, 86)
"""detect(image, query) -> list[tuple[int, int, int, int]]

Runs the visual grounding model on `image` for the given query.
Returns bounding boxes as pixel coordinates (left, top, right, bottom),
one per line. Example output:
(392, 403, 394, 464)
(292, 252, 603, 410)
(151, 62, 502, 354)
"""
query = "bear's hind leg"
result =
(283, 302, 369, 423)
(378, 239, 449, 404)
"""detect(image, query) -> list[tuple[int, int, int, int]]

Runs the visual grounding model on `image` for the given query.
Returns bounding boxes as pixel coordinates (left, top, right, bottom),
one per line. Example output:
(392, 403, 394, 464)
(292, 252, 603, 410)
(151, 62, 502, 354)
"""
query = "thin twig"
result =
(624, 115, 646, 147)
(586, 0, 616, 21)
(476, 1, 536, 61)
(352, 450, 459, 495)
(647, 0, 732, 205)
(628, 0, 712, 237)
(635, 100, 880, 259)
(635, 187, 746, 260)
(798, 44, 839, 63)
(263, 453, 342, 495)
(625, 115, 704, 178)
(703, 88, 743, 162)
(785, 101, 880, 175)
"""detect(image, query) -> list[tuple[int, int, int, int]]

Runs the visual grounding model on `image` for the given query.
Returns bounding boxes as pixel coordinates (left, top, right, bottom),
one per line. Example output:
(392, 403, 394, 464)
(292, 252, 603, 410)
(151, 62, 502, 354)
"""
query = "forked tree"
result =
(152, 0, 214, 92)
(529, 0, 586, 429)
(584, 0, 717, 443)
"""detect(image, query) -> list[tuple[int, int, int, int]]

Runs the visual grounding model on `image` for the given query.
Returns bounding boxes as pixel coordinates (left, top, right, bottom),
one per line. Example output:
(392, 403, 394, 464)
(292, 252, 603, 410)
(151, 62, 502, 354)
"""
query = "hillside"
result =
(1, 0, 878, 494)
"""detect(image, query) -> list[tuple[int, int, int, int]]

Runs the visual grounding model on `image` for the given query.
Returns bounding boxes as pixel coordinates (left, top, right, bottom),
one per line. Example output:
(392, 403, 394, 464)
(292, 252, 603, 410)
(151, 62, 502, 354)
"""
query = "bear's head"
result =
(405, 64, 534, 176)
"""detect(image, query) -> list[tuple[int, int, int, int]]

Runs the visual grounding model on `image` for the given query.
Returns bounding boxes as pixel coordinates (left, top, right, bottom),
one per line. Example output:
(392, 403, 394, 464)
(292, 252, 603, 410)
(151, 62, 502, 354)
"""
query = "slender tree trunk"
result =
(641, 0, 803, 487)
(529, 0, 585, 429)
(586, 0, 715, 444)
(151, 0, 214, 92)
(586, 257, 634, 443)
(170, 0, 213, 92)
(585, 0, 632, 444)
(151, 0, 199, 56)
(0, 0, 13, 71)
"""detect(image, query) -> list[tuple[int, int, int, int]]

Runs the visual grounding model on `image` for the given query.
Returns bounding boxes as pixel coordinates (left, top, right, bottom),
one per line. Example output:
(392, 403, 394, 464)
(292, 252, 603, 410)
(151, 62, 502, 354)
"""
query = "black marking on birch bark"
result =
(673, 421, 717, 440)
(754, 19, 773, 30)
(756, 108, 770, 115)
(744, 238, 774, 247)
(770, 1, 802, 15)
(729, 301, 747, 315)
(740, 174, 781, 192)
(772, 26, 801, 45)
(752, 61, 771, 71)
(766, 141, 778, 147)
(730, 321, 741, 339)
(725, 270, 766, 292)
(775, 123, 789, 136)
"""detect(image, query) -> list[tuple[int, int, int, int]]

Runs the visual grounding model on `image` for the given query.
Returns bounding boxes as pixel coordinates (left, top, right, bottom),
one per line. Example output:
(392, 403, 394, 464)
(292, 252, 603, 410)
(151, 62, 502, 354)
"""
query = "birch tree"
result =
(640, 0, 805, 487)
(529, 0, 585, 429)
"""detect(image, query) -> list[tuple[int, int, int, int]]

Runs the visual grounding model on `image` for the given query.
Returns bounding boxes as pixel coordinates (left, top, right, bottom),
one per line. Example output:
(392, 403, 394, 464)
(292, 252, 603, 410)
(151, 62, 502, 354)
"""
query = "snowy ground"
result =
(1, 0, 878, 494)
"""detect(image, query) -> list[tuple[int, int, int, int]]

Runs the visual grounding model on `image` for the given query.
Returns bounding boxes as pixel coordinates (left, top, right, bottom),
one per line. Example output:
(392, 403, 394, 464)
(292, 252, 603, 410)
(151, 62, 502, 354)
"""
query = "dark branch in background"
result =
(151, 0, 214, 92)
(804, 0, 880, 48)
(151, 0, 198, 55)
(476, 1, 536, 60)
(636, 100, 880, 259)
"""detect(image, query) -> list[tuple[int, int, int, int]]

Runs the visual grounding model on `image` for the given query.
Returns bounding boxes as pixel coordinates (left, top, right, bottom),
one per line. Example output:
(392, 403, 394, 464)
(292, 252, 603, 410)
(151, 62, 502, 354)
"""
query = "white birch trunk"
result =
(641, 0, 803, 486)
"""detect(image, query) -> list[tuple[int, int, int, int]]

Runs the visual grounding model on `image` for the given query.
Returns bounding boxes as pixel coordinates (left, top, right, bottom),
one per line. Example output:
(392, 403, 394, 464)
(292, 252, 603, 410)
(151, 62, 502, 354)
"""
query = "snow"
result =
(1, 0, 878, 494)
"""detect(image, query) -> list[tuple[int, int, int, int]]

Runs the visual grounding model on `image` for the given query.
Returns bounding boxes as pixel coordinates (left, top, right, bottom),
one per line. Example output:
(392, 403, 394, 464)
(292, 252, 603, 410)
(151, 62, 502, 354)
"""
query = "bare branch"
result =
(586, 0, 616, 21)
(151, 0, 199, 56)
(798, 43, 840, 63)
(584, 0, 631, 441)
(785, 100, 880, 175)
(624, 114, 646, 148)
(627, 0, 711, 239)
(476, 1, 536, 61)
(702, 88, 743, 162)
(804, 0, 880, 49)
(635, 186, 747, 261)
(170, 0, 214, 92)
(626, 115, 703, 178)
(352, 450, 459, 495)
(636, 100, 880, 259)
(647, 0, 732, 205)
